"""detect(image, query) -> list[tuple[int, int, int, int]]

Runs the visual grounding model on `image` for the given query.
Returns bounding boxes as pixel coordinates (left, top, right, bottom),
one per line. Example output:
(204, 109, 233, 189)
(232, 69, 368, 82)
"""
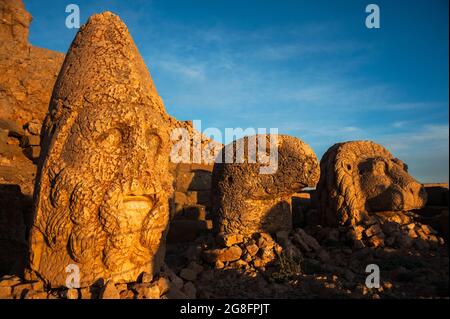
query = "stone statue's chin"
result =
(121, 195, 154, 230)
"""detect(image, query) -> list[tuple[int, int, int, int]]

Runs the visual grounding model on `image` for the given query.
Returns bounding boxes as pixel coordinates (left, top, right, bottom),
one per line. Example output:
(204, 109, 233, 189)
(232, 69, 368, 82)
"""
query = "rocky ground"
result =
(0, 222, 448, 299)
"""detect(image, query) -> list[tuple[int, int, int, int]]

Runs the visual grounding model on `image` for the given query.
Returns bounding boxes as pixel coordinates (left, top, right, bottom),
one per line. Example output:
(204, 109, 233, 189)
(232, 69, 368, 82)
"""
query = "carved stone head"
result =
(212, 134, 320, 236)
(317, 140, 427, 227)
(28, 12, 172, 287)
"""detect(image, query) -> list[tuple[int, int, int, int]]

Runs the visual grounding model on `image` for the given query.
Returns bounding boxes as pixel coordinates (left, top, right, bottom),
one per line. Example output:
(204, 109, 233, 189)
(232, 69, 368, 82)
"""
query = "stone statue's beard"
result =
(48, 166, 169, 276)
(99, 184, 169, 276)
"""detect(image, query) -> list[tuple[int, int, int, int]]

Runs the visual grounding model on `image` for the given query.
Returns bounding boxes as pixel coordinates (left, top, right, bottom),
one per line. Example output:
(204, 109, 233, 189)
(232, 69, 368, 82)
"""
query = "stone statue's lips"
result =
(122, 195, 153, 211)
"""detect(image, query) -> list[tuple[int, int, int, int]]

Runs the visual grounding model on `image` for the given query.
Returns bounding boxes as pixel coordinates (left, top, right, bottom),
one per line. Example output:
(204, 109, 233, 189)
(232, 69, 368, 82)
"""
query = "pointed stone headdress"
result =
(28, 12, 173, 288)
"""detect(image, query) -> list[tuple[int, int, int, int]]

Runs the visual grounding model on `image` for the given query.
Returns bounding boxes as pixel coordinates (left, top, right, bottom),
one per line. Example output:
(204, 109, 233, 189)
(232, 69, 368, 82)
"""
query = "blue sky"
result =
(24, 0, 449, 182)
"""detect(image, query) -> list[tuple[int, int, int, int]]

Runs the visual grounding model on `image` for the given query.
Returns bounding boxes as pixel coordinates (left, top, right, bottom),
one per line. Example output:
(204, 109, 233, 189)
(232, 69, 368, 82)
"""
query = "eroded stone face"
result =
(211, 135, 320, 237)
(317, 140, 427, 228)
(359, 157, 426, 212)
(28, 12, 172, 288)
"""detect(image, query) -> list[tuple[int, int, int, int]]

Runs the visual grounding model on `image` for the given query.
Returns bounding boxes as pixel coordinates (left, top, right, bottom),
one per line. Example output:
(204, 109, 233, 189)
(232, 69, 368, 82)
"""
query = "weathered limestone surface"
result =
(316, 141, 430, 248)
(0, 0, 64, 126)
(317, 141, 427, 227)
(212, 134, 320, 237)
(28, 12, 173, 288)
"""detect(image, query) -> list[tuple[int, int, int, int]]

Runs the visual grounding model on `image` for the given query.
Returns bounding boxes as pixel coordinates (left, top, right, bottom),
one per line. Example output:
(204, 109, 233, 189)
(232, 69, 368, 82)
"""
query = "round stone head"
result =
(317, 140, 427, 227)
(212, 134, 320, 236)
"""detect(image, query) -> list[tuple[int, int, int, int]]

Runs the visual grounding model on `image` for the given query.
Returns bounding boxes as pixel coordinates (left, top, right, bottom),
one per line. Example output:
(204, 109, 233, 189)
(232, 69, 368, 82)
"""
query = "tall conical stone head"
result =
(28, 12, 173, 288)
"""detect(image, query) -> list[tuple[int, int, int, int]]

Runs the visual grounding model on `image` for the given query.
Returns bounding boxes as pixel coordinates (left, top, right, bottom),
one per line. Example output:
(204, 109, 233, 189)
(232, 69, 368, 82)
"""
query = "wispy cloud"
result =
(382, 101, 447, 111)
(158, 60, 205, 80)
(255, 40, 371, 61)
(376, 124, 449, 182)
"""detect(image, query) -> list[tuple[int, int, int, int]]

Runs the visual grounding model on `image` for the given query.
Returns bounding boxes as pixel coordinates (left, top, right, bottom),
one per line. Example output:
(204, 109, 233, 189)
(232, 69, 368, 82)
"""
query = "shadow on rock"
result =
(0, 183, 33, 277)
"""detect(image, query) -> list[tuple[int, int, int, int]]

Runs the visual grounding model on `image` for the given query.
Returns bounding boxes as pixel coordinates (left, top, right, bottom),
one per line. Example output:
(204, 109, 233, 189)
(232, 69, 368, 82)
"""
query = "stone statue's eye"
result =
(373, 161, 386, 175)
(98, 128, 122, 150)
(146, 129, 162, 153)
(393, 158, 408, 172)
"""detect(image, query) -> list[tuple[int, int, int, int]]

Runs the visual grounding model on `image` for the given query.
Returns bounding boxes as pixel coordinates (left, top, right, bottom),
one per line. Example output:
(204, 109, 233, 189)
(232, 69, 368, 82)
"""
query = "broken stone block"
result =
(25, 119, 41, 136)
(20, 134, 40, 147)
(176, 171, 195, 193)
(205, 219, 213, 230)
(368, 234, 385, 248)
(203, 246, 242, 263)
(217, 233, 244, 247)
(365, 224, 382, 238)
(174, 191, 187, 205)
(259, 247, 276, 264)
(256, 232, 276, 249)
(245, 243, 259, 256)
(186, 191, 198, 204)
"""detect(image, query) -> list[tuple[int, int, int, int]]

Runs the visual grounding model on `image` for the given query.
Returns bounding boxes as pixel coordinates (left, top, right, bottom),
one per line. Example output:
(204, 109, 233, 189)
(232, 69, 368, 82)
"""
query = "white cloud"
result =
(157, 60, 205, 80)
(375, 124, 449, 182)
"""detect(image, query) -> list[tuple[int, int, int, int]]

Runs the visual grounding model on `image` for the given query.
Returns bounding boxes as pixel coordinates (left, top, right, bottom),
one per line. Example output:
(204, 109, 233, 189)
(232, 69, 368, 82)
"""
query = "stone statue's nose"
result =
(129, 179, 141, 194)
(408, 182, 424, 197)
(404, 181, 427, 209)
